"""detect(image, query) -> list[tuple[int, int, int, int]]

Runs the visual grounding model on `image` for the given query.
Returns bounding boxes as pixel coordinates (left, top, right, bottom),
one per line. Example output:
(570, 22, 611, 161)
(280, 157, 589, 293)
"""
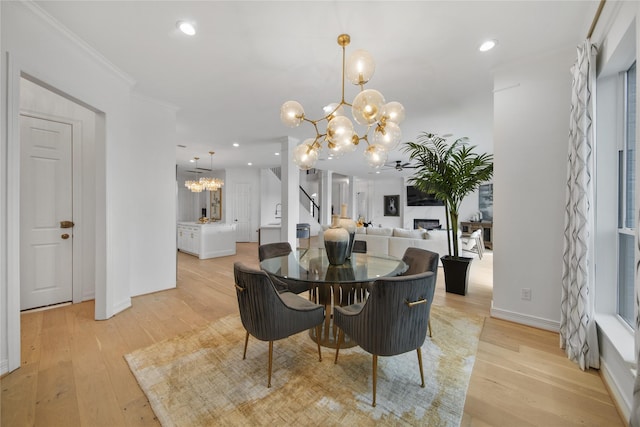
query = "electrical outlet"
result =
(521, 288, 531, 301)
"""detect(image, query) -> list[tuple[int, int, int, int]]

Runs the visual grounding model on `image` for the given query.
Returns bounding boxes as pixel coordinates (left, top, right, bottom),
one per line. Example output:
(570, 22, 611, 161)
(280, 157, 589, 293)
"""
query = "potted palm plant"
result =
(404, 132, 493, 295)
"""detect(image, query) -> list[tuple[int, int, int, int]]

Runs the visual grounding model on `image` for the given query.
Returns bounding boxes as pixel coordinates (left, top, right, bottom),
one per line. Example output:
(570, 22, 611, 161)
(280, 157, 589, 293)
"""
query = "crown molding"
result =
(131, 91, 180, 113)
(20, 0, 136, 87)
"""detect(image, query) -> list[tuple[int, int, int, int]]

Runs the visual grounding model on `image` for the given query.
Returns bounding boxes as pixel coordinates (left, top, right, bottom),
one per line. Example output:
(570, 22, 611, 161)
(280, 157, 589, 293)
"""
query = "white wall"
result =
(0, 1, 177, 373)
(128, 94, 177, 297)
(364, 177, 404, 228)
(492, 48, 575, 329)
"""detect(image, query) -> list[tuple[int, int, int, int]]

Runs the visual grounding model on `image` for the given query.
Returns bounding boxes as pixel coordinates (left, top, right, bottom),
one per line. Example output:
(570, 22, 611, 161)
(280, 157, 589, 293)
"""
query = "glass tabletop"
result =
(259, 247, 408, 283)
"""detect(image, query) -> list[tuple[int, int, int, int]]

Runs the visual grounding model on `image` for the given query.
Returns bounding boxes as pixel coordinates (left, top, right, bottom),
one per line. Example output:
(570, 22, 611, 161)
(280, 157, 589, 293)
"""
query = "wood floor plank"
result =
(467, 358, 619, 427)
(1, 362, 39, 426)
(66, 303, 127, 427)
(34, 361, 82, 426)
(1, 242, 625, 426)
(20, 310, 43, 366)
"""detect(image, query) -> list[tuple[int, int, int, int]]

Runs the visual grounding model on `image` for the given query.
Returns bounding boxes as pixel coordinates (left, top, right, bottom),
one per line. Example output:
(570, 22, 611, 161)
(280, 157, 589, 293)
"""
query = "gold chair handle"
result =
(234, 284, 245, 292)
(405, 299, 427, 308)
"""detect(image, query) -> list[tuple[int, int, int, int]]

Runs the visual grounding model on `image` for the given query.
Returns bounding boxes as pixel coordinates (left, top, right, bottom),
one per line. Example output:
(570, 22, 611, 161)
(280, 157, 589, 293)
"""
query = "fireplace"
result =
(414, 219, 441, 230)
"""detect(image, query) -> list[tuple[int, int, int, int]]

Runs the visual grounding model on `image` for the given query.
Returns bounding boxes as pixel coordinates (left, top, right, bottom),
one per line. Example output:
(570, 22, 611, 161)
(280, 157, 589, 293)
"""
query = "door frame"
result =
(4, 56, 104, 373)
(19, 111, 85, 306)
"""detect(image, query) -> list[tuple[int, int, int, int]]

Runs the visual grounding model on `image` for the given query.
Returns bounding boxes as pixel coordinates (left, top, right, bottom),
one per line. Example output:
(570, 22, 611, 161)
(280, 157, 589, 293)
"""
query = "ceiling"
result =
(33, 0, 598, 179)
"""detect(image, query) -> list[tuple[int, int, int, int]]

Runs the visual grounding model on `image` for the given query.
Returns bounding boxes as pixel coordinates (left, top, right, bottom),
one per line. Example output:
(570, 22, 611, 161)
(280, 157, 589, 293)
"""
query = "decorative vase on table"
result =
(338, 204, 357, 259)
(325, 214, 349, 265)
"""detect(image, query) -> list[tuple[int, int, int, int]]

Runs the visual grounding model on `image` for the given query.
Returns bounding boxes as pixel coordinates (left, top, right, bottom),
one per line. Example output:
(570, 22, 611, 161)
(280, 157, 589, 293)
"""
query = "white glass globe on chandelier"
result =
(280, 34, 405, 170)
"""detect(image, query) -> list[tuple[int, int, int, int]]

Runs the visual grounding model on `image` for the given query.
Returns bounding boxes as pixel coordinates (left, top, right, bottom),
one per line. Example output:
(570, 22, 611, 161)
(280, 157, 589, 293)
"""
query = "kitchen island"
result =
(177, 222, 237, 259)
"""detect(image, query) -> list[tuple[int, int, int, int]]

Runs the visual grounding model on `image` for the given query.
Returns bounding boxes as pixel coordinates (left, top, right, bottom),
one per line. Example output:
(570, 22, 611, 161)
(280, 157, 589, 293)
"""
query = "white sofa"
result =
(318, 226, 460, 261)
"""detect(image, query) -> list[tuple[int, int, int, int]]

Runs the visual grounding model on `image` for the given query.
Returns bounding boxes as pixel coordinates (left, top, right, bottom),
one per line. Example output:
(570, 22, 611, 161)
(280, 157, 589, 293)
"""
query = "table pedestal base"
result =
(308, 282, 368, 349)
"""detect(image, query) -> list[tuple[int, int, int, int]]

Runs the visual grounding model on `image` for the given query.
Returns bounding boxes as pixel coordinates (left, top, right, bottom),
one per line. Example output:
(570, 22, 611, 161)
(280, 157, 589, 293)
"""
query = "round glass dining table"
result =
(259, 247, 407, 283)
(260, 247, 408, 347)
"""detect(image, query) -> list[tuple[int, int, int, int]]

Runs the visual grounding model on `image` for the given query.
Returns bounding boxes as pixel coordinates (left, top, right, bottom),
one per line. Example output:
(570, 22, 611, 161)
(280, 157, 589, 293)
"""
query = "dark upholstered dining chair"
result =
(233, 262, 325, 387)
(401, 247, 439, 337)
(258, 242, 292, 262)
(333, 271, 436, 407)
(352, 240, 367, 254)
(258, 242, 309, 294)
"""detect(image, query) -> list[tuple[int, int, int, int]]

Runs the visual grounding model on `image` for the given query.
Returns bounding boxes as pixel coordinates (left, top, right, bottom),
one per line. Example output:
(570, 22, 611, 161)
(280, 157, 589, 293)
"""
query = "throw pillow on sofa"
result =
(392, 228, 427, 239)
(366, 227, 393, 236)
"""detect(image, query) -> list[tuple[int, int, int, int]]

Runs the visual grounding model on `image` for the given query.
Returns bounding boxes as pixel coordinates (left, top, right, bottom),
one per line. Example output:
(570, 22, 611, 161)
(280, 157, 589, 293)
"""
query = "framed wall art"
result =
(478, 183, 493, 222)
(384, 195, 400, 216)
(210, 188, 222, 221)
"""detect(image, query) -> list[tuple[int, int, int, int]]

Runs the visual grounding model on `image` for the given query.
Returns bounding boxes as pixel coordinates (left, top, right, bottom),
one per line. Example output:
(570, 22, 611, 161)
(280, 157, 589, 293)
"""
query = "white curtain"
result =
(632, 223, 640, 425)
(560, 39, 599, 370)
(632, 82, 640, 427)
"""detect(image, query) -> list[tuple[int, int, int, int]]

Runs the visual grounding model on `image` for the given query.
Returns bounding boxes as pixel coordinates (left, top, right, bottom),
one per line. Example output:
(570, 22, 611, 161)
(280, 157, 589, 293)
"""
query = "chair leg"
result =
(372, 354, 378, 407)
(334, 329, 344, 364)
(315, 325, 322, 362)
(243, 331, 249, 360)
(416, 348, 425, 388)
(428, 318, 432, 338)
(267, 341, 273, 388)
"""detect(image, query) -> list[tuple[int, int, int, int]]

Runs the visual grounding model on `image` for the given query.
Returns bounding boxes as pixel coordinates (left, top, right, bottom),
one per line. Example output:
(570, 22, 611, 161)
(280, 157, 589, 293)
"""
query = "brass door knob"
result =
(61, 234, 70, 239)
(60, 221, 75, 229)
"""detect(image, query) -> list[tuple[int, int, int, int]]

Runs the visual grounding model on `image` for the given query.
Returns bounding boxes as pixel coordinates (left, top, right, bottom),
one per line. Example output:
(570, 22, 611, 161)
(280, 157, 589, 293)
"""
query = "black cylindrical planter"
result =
(441, 256, 473, 295)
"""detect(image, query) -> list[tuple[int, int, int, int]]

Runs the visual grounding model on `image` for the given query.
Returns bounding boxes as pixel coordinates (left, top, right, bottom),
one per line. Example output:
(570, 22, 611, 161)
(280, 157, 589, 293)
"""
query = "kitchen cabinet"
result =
(177, 222, 236, 259)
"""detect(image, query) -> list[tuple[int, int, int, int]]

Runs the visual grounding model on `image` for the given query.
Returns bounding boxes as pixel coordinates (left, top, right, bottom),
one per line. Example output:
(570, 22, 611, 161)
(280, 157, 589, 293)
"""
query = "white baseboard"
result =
(490, 304, 560, 332)
(111, 298, 132, 318)
(600, 358, 632, 422)
(1, 358, 8, 376)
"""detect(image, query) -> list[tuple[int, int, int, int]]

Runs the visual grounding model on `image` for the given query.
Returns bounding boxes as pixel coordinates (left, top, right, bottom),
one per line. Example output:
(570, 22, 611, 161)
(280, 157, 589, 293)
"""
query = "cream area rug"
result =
(125, 305, 484, 427)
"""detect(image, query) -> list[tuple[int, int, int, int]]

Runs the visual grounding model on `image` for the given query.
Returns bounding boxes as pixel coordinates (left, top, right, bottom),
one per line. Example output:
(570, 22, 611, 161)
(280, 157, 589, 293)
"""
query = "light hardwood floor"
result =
(1, 242, 625, 426)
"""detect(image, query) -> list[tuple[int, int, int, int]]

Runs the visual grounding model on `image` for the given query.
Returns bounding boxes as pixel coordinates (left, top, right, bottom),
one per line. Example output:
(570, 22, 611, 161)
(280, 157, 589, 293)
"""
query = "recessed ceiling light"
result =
(189, 159, 195, 163)
(479, 40, 497, 52)
(247, 162, 252, 166)
(177, 21, 196, 36)
(233, 143, 240, 147)
(275, 152, 280, 156)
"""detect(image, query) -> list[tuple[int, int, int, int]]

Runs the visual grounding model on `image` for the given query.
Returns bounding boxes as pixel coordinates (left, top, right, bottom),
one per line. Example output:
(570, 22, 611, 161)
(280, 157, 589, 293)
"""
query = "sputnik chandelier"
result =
(280, 34, 405, 170)
(184, 151, 225, 193)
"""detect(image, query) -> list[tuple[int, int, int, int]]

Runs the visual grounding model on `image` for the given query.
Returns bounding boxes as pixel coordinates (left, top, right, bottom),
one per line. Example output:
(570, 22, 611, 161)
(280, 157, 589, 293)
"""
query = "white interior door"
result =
(20, 115, 73, 310)
(234, 183, 252, 241)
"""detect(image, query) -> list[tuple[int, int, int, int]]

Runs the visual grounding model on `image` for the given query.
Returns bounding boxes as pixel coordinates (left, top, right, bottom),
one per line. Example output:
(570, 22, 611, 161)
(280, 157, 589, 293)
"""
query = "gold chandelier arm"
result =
(309, 120, 325, 141)
(357, 126, 373, 146)
(341, 43, 346, 104)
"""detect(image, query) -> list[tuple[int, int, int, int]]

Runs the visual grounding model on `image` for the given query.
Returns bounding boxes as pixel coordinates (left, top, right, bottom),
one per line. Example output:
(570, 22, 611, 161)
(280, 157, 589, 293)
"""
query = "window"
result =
(618, 61, 636, 326)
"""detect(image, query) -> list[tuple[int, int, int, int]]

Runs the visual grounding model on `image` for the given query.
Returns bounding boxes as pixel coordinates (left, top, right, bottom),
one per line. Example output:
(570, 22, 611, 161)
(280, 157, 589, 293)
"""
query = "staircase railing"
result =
(299, 186, 320, 222)
(268, 167, 320, 223)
